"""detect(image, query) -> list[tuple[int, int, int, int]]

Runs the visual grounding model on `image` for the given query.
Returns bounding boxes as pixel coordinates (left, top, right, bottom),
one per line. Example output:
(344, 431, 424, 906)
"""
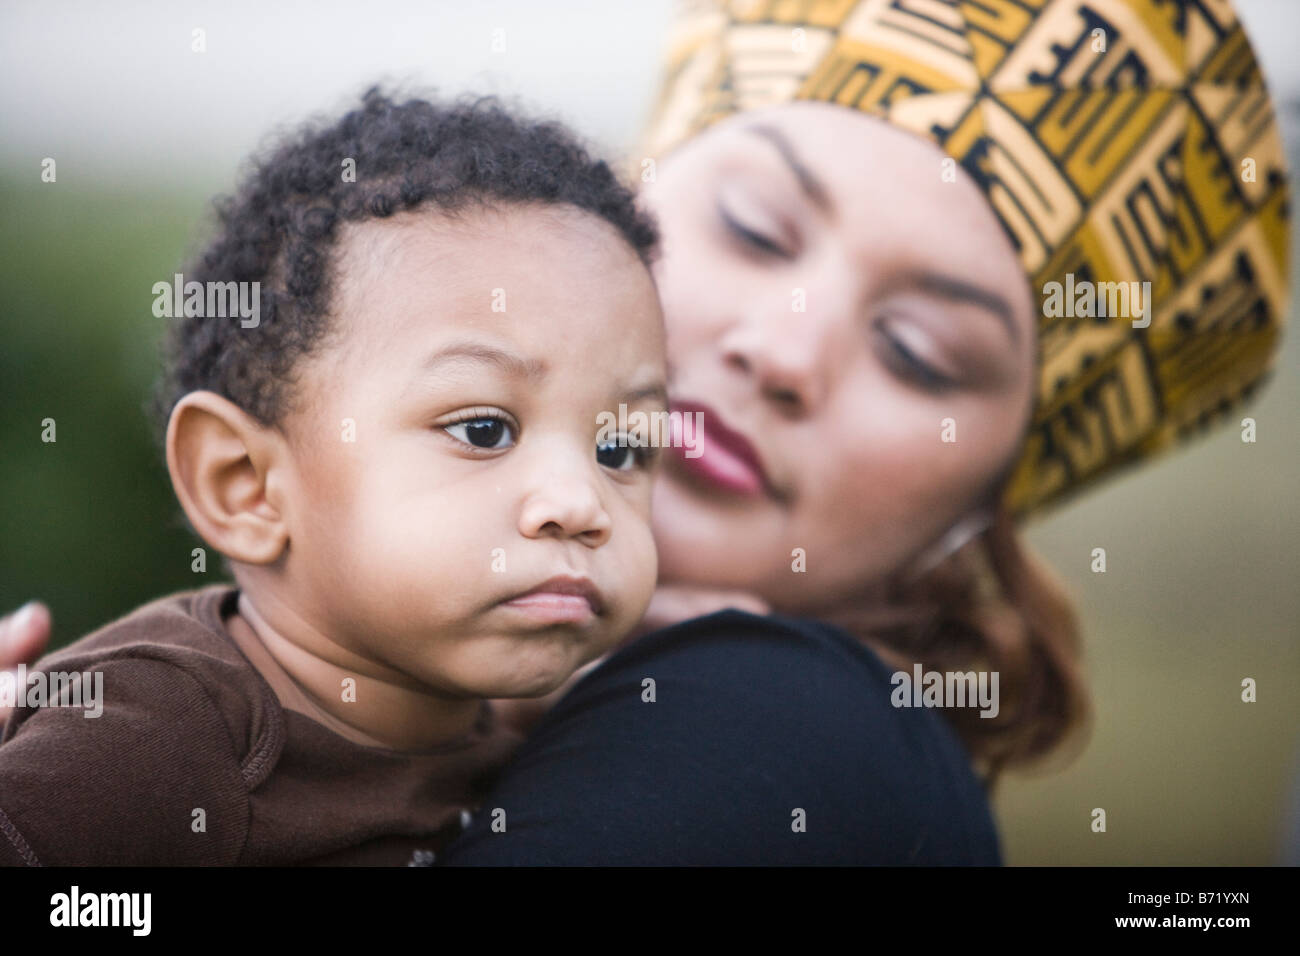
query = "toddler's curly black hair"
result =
(147, 85, 658, 452)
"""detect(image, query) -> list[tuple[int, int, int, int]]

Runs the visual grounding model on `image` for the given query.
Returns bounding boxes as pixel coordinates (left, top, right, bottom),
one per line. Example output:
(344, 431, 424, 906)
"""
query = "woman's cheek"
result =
(656, 224, 732, 335)
(657, 274, 713, 345)
(791, 428, 939, 590)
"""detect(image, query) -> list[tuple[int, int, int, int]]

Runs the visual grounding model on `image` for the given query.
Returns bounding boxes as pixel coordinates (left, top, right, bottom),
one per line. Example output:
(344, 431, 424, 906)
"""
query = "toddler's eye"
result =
(442, 411, 516, 450)
(596, 436, 659, 472)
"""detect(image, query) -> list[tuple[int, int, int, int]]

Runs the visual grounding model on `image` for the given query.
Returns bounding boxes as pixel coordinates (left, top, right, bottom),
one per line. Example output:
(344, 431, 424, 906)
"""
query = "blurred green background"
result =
(1, 178, 227, 620)
(2, 0, 1297, 865)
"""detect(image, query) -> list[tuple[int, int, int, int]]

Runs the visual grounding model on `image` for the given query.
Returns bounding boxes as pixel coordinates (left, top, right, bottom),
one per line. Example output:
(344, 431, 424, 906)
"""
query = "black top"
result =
(441, 608, 1002, 865)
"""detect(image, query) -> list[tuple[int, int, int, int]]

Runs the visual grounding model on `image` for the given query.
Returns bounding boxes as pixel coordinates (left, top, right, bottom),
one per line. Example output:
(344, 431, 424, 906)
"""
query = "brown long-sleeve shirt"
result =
(0, 585, 522, 865)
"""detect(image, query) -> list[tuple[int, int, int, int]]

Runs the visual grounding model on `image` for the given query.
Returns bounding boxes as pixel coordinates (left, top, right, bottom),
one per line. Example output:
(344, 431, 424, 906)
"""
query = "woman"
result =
(2, 0, 1288, 863)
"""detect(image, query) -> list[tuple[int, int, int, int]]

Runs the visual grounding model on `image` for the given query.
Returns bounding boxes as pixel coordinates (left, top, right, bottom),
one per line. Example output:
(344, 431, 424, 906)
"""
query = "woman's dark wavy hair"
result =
(148, 85, 658, 449)
(826, 501, 1093, 790)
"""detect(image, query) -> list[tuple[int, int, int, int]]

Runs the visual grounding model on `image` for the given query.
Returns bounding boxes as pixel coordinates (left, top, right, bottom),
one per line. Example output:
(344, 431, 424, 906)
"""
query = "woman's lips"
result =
(667, 400, 772, 499)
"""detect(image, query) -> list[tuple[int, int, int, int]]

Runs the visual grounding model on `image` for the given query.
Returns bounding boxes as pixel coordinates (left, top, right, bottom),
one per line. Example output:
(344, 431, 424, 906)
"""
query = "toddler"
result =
(0, 87, 668, 865)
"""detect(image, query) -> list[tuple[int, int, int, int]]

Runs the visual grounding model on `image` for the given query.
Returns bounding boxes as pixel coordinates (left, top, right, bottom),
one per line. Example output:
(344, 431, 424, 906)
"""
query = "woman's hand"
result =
(630, 584, 770, 641)
(0, 602, 51, 724)
(490, 585, 769, 738)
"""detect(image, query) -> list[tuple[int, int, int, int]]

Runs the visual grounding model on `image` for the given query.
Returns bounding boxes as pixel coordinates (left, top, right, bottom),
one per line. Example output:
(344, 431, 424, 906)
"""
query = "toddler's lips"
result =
(500, 575, 604, 624)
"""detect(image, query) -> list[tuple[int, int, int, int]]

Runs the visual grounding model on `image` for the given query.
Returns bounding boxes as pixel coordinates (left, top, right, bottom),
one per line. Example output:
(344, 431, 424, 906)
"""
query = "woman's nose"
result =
(517, 453, 613, 547)
(719, 295, 847, 416)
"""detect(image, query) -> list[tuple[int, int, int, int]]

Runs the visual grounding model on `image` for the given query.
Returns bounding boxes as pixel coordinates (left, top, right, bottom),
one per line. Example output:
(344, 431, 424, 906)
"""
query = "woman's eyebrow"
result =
(895, 269, 1021, 346)
(743, 123, 832, 213)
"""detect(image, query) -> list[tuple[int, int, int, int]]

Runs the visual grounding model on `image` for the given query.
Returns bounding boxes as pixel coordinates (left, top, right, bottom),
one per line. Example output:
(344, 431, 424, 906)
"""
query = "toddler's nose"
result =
(517, 463, 613, 547)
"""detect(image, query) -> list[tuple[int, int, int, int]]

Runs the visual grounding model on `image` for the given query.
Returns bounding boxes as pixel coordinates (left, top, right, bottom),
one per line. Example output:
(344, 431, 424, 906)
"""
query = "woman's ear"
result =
(165, 390, 291, 565)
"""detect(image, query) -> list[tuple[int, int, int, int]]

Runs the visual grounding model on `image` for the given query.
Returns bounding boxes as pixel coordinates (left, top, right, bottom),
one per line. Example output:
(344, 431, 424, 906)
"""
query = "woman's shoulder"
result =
(596, 608, 987, 758)
(506, 608, 1003, 865)
(594, 606, 936, 709)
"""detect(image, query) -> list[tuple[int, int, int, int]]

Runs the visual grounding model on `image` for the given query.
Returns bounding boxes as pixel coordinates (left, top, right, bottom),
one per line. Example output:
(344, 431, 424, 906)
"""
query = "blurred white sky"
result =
(1, 0, 1298, 187)
(0, 0, 674, 186)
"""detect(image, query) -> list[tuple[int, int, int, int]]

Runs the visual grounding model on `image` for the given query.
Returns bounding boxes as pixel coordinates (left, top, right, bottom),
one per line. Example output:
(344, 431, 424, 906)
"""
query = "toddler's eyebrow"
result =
(416, 341, 547, 382)
(416, 340, 667, 406)
(623, 382, 669, 406)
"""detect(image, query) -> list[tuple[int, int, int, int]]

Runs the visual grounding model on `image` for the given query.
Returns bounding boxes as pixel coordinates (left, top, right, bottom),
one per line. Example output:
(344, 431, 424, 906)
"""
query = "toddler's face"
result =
(275, 203, 666, 698)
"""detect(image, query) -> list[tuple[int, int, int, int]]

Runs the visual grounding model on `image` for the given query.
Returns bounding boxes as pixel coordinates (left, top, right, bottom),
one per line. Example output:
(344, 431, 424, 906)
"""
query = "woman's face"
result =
(641, 101, 1038, 614)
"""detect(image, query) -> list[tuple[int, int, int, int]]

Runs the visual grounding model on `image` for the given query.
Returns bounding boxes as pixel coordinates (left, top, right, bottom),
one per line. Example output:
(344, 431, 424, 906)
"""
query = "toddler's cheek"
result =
(613, 522, 660, 639)
(324, 518, 466, 630)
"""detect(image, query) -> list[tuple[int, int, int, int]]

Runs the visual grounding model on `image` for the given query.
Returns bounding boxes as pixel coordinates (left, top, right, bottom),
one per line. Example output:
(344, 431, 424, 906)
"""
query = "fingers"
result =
(0, 602, 52, 724)
(0, 601, 51, 667)
(638, 586, 771, 636)
(668, 586, 770, 617)
(718, 592, 771, 616)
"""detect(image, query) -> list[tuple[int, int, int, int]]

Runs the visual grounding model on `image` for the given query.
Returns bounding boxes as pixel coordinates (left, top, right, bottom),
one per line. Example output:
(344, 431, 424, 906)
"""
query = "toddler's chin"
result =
(384, 615, 628, 700)
(439, 638, 600, 700)
(465, 666, 576, 701)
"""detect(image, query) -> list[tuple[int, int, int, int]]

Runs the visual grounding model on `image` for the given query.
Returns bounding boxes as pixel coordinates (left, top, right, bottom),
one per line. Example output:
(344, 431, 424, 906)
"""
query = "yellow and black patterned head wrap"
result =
(642, 0, 1291, 521)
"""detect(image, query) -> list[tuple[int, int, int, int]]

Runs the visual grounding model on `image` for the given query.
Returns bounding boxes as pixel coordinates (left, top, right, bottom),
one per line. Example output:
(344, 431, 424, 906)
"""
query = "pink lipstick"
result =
(667, 400, 771, 498)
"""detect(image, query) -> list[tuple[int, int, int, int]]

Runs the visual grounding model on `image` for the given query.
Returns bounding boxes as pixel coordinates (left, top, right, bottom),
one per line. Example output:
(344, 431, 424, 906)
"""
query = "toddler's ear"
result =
(165, 391, 290, 565)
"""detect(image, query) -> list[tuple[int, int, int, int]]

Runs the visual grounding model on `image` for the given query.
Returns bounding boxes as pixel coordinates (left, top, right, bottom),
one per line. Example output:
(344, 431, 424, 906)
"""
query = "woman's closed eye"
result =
(716, 198, 793, 260)
(873, 320, 957, 393)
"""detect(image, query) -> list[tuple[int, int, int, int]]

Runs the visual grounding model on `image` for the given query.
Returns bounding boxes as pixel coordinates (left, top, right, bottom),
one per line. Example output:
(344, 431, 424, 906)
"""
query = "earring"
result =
(904, 510, 994, 581)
